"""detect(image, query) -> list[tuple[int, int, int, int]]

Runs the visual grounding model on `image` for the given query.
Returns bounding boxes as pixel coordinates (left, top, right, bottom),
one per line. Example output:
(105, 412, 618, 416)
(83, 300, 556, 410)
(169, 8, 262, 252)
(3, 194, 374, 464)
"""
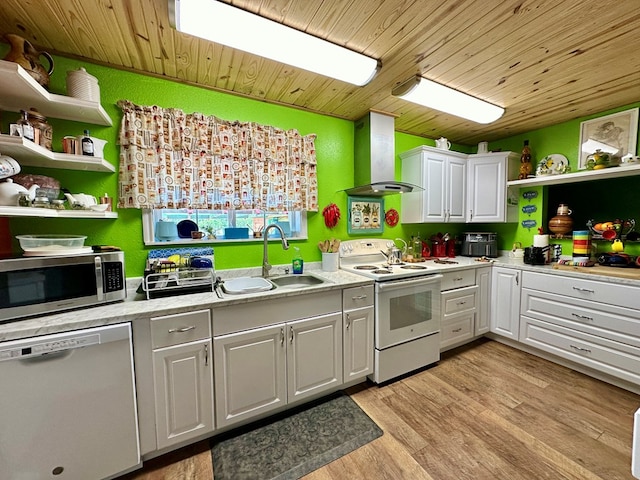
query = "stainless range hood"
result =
(345, 111, 421, 196)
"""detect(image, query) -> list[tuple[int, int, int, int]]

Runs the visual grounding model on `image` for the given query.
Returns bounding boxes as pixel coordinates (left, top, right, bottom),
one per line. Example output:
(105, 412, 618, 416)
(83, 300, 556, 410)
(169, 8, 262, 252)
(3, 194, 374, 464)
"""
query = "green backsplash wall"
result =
(2, 51, 453, 277)
(3, 44, 639, 275)
(490, 101, 640, 256)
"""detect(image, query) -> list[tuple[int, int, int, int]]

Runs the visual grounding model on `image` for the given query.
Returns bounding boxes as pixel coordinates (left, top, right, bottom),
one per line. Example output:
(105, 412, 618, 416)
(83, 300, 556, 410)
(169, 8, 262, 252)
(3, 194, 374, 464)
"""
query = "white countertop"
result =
(1, 256, 638, 342)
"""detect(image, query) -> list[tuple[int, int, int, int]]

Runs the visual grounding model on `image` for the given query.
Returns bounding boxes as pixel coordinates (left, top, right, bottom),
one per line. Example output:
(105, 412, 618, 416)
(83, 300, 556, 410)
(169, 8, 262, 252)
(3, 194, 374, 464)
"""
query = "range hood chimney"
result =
(345, 111, 421, 196)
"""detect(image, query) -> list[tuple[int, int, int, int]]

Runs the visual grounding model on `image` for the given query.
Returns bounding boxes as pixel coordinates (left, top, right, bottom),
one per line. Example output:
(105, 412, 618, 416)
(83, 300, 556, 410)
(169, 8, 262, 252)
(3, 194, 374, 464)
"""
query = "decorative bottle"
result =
(518, 140, 532, 179)
(18, 110, 35, 142)
(81, 129, 94, 156)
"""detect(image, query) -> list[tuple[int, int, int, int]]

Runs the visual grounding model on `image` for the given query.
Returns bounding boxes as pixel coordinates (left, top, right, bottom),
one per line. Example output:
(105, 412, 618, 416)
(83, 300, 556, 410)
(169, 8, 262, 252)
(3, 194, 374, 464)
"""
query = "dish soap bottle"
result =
(292, 247, 304, 274)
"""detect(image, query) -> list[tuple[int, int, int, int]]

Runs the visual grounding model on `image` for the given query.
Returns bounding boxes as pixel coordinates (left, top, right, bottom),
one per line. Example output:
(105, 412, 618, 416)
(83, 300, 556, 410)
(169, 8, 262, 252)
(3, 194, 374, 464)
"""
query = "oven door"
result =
(375, 274, 442, 349)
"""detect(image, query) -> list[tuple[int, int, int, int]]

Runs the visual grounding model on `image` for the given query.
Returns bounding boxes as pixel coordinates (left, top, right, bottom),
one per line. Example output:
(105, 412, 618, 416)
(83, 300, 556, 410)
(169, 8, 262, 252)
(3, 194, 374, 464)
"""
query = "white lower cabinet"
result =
(150, 310, 214, 450)
(520, 271, 640, 386)
(343, 286, 374, 381)
(214, 311, 342, 429)
(490, 266, 521, 340)
(440, 270, 478, 351)
(152, 339, 214, 450)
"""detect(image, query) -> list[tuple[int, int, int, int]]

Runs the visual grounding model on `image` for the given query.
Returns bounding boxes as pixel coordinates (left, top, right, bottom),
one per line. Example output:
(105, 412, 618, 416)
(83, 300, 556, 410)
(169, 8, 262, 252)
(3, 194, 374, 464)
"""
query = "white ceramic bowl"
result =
(16, 234, 87, 249)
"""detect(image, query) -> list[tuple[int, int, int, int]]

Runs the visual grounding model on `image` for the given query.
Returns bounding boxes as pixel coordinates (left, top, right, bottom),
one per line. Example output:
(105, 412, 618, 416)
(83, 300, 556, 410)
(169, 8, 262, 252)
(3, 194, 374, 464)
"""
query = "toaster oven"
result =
(461, 232, 498, 258)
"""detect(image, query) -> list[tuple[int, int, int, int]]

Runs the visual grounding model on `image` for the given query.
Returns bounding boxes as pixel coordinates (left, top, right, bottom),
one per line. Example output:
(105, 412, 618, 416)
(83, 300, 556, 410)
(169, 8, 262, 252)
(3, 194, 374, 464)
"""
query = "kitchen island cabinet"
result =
(490, 266, 522, 340)
(212, 291, 343, 429)
(401, 146, 467, 223)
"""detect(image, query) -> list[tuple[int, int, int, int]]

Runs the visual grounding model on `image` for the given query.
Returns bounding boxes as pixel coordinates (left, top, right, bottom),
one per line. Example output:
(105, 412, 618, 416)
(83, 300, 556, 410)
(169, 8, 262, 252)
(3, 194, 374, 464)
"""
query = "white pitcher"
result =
(436, 137, 451, 150)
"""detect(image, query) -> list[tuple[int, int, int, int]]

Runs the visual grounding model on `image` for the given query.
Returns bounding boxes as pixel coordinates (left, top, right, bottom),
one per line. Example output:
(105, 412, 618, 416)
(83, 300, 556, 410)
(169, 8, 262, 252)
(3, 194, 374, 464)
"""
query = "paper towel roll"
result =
(533, 234, 549, 247)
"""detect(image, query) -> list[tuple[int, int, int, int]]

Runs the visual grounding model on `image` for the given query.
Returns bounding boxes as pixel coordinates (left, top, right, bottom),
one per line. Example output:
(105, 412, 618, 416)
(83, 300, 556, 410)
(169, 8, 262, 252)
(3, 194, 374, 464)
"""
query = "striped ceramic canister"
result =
(572, 230, 591, 257)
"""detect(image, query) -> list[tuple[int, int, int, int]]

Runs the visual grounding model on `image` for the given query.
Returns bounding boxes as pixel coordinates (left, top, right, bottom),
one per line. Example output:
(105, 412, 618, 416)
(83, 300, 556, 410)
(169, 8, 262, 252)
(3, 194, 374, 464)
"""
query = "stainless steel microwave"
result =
(0, 251, 126, 322)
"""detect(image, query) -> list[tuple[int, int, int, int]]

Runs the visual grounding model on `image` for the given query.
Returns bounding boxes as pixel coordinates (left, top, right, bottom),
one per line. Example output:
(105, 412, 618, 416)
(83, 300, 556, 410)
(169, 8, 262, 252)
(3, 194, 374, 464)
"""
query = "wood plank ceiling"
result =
(0, 0, 639, 145)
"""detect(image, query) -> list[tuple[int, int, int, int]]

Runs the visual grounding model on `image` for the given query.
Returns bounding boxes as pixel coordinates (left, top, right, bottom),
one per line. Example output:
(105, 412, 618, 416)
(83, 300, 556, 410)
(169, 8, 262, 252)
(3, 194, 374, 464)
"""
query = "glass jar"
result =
(27, 108, 53, 150)
(32, 196, 50, 209)
(18, 193, 32, 207)
(50, 199, 66, 210)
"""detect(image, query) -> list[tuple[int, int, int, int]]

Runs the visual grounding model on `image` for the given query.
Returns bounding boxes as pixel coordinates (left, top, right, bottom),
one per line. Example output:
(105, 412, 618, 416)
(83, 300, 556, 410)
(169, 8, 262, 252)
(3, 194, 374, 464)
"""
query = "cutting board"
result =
(552, 263, 640, 280)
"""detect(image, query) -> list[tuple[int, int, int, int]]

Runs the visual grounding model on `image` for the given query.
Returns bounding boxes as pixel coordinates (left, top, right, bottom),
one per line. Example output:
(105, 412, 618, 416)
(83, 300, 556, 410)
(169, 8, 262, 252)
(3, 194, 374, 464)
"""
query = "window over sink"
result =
(142, 208, 306, 245)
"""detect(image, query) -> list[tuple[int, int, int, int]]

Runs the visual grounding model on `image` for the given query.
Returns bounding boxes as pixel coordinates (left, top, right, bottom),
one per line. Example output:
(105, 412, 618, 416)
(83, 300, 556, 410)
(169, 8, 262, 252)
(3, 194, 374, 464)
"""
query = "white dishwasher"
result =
(0, 323, 140, 479)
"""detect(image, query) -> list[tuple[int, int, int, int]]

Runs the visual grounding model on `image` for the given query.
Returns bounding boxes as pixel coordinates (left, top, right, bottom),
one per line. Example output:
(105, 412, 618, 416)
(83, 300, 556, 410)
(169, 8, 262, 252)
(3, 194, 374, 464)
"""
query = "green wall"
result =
(3, 44, 639, 275)
(490, 102, 640, 256)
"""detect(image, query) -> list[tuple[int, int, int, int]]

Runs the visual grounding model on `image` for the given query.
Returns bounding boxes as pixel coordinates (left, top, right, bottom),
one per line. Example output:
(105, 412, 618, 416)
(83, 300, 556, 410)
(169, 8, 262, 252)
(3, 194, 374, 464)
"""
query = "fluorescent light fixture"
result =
(169, 0, 380, 86)
(392, 75, 505, 124)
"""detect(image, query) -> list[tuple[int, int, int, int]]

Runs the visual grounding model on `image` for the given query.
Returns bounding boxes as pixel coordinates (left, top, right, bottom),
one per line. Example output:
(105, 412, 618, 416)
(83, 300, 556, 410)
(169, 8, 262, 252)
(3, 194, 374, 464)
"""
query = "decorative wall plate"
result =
(385, 208, 399, 227)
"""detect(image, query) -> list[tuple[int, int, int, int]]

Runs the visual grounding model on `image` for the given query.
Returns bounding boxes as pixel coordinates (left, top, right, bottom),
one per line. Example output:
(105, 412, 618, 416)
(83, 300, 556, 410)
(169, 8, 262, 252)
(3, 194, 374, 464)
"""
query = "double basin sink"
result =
(221, 273, 328, 295)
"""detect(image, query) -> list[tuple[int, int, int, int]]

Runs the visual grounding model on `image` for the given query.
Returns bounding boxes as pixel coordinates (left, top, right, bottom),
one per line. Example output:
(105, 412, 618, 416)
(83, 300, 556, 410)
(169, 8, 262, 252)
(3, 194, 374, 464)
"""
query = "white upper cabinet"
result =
(401, 146, 467, 223)
(467, 152, 519, 223)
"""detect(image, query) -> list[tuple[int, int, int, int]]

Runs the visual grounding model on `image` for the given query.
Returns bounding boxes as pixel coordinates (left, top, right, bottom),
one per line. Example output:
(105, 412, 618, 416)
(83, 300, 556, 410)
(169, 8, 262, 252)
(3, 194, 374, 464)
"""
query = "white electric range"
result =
(339, 238, 462, 383)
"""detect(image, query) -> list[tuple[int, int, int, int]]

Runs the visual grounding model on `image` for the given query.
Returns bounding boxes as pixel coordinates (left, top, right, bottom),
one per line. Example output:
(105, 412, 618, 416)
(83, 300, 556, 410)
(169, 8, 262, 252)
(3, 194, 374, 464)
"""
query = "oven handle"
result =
(377, 274, 443, 292)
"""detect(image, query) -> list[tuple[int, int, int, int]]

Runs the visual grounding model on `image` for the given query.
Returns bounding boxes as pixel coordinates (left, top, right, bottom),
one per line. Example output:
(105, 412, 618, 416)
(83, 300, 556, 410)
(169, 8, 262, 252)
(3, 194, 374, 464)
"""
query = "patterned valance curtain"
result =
(116, 100, 318, 211)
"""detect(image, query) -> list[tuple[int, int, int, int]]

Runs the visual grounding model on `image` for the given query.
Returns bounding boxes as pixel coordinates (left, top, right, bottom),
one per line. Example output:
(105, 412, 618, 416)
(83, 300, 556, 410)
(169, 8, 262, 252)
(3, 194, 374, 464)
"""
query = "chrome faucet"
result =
(262, 224, 289, 278)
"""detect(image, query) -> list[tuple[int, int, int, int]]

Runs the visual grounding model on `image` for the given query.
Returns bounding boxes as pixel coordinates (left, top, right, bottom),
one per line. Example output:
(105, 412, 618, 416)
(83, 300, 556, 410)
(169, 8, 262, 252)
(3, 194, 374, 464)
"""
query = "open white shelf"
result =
(507, 164, 640, 187)
(0, 60, 112, 126)
(0, 135, 115, 172)
(0, 206, 118, 219)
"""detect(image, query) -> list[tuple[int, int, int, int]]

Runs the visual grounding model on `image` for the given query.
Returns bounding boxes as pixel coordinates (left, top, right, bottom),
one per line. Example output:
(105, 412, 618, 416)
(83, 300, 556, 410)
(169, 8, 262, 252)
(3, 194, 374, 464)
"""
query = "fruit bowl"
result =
(587, 219, 635, 238)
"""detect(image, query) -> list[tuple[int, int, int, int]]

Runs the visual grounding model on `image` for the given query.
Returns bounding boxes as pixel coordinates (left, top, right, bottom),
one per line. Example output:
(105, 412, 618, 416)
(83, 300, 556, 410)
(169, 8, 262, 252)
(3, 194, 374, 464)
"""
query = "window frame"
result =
(142, 209, 307, 246)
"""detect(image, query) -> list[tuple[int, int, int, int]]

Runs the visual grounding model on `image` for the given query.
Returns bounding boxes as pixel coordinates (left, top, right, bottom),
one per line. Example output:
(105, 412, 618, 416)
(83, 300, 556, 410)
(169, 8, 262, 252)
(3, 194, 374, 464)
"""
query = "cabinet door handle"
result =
(204, 344, 209, 366)
(280, 327, 285, 346)
(346, 313, 351, 330)
(570, 344, 592, 354)
(168, 325, 196, 333)
(571, 313, 594, 321)
(352, 295, 368, 300)
(572, 286, 595, 293)
(289, 326, 294, 344)
(469, 209, 473, 220)
(515, 273, 519, 286)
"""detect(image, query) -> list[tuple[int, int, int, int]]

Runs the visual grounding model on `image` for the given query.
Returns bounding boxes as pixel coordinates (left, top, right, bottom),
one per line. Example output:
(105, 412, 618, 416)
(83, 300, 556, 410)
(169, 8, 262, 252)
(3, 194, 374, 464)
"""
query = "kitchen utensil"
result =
(16, 234, 87, 250)
(177, 219, 198, 238)
(155, 220, 178, 241)
(66, 67, 100, 102)
(0, 155, 20, 180)
(3, 33, 54, 88)
(0, 179, 40, 206)
(64, 192, 97, 208)
(435, 137, 451, 150)
(190, 257, 213, 269)
(380, 238, 406, 265)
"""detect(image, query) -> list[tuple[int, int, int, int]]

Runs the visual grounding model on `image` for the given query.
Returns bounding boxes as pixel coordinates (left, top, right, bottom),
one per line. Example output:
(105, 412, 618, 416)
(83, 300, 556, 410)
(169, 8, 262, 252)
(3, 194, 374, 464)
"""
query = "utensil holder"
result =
(322, 252, 339, 272)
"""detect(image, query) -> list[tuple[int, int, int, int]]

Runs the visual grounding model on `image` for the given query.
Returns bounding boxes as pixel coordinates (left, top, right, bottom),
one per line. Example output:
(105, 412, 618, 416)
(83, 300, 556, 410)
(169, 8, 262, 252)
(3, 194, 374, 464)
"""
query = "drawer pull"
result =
(352, 295, 368, 300)
(346, 313, 351, 330)
(571, 313, 594, 321)
(204, 344, 209, 366)
(452, 327, 462, 333)
(289, 326, 294, 343)
(570, 344, 592, 353)
(456, 301, 467, 305)
(454, 277, 463, 282)
(280, 327, 285, 346)
(572, 286, 595, 294)
(168, 325, 196, 333)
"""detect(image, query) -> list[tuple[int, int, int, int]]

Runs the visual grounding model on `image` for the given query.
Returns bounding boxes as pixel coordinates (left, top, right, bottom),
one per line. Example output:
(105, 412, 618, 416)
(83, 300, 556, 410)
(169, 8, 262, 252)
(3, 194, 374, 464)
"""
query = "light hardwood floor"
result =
(117, 338, 640, 480)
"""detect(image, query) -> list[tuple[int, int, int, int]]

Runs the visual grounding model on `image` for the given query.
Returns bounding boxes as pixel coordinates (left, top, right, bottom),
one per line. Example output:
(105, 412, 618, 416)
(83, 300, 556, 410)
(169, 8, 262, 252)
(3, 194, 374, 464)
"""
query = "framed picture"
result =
(578, 107, 639, 169)
(347, 197, 384, 234)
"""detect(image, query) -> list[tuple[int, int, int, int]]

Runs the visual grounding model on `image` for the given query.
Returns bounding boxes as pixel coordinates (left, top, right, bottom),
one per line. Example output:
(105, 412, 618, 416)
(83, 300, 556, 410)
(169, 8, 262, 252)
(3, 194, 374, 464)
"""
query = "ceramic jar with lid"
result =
(26, 108, 53, 150)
